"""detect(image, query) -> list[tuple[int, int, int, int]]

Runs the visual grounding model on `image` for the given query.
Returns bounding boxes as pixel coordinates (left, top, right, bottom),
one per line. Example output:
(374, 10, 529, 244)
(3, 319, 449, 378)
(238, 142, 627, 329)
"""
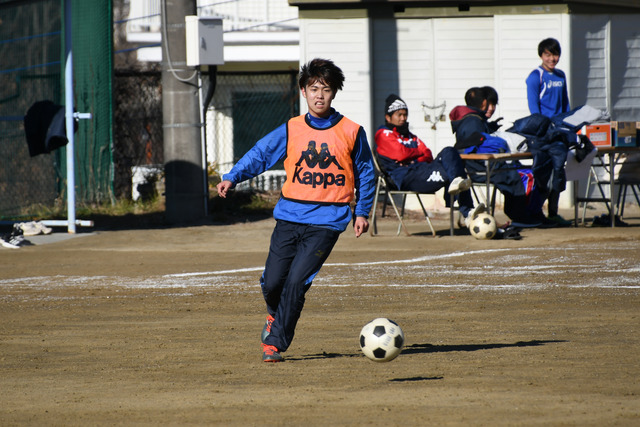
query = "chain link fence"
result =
(204, 69, 299, 191)
(113, 69, 163, 200)
(112, 69, 300, 201)
(0, 0, 112, 219)
(0, 0, 62, 218)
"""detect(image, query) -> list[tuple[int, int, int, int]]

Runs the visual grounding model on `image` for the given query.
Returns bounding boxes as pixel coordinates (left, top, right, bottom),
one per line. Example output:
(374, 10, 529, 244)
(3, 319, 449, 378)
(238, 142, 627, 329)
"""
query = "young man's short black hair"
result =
(482, 86, 499, 105)
(538, 38, 562, 57)
(299, 58, 345, 92)
(464, 87, 484, 109)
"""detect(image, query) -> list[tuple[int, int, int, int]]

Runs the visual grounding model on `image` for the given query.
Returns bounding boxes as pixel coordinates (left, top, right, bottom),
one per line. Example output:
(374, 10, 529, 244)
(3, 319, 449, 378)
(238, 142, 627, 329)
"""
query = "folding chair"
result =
(369, 154, 454, 236)
(571, 148, 608, 225)
(470, 182, 498, 214)
(615, 153, 640, 219)
(616, 181, 640, 218)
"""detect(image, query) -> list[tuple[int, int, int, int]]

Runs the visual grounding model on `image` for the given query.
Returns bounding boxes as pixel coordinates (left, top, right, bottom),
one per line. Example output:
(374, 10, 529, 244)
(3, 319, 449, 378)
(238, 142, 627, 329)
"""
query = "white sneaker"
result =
(448, 177, 472, 195)
(464, 203, 487, 228)
(18, 221, 52, 236)
(18, 222, 40, 236)
(35, 221, 52, 235)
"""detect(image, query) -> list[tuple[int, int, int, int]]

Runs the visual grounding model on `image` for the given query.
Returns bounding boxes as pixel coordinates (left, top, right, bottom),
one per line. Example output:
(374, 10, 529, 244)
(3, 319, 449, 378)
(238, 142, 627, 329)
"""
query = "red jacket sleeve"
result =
(374, 127, 433, 164)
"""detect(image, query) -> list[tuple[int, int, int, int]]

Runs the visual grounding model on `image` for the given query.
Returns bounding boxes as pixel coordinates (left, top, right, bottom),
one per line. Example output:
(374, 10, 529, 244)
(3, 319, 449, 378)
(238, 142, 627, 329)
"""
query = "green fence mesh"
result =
(0, 0, 63, 217)
(0, 0, 113, 219)
(67, 0, 113, 204)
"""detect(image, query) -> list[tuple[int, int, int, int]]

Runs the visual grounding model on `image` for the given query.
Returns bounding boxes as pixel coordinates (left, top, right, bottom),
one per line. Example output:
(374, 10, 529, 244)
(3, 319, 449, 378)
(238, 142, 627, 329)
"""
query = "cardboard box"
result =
(582, 123, 612, 146)
(611, 121, 639, 147)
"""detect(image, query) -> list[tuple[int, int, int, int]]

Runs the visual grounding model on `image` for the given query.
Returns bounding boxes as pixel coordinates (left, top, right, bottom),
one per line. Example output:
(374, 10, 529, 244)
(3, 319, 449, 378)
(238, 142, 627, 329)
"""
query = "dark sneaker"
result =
(511, 220, 543, 228)
(261, 314, 275, 344)
(547, 214, 572, 227)
(262, 344, 284, 362)
(592, 214, 629, 227)
(538, 216, 559, 229)
(0, 233, 21, 249)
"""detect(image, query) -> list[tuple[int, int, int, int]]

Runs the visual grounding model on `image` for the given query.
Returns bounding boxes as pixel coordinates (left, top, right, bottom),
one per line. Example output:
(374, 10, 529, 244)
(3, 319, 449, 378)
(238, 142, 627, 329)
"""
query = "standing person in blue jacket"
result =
(216, 58, 375, 363)
(526, 37, 572, 226)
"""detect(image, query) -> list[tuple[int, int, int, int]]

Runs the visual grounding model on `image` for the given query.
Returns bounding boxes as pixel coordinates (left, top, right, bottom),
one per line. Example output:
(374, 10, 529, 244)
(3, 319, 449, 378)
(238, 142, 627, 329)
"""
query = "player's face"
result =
(301, 79, 335, 118)
(540, 50, 560, 72)
(387, 109, 408, 127)
(485, 103, 497, 118)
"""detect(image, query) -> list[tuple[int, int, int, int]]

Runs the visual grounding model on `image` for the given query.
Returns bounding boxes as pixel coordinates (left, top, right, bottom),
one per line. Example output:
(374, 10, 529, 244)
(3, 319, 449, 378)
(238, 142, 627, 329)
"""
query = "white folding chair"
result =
(567, 147, 600, 225)
(369, 154, 440, 236)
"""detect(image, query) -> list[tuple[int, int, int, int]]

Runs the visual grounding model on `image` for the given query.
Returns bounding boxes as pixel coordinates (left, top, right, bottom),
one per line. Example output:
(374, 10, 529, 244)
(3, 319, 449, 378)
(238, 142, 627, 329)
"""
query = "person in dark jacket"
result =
(450, 87, 549, 226)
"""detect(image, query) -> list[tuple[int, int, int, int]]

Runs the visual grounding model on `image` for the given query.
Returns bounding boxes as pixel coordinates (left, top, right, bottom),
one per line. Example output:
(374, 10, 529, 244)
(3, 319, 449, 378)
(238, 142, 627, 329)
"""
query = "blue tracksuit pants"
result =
(261, 220, 341, 352)
(401, 147, 475, 217)
(530, 140, 569, 196)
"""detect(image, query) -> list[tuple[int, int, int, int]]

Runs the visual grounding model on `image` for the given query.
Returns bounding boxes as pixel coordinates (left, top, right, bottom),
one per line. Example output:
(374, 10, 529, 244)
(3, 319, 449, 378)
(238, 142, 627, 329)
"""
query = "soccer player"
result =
(216, 58, 375, 362)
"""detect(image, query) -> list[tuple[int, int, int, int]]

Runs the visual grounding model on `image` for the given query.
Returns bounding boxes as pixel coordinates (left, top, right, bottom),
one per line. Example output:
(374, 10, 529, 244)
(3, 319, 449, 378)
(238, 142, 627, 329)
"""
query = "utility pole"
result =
(161, 0, 206, 223)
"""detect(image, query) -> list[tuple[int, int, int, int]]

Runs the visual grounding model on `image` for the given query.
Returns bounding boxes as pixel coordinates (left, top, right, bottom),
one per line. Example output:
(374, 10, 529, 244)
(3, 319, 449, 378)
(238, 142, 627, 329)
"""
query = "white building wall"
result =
(299, 13, 581, 143)
(372, 18, 433, 145)
(609, 15, 640, 121)
(299, 18, 373, 134)
(371, 17, 495, 210)
(372, 17, 494, 154)
(569, 14, 640, 205)
(431, 17, 494, 153)
(570, 15, 610, 112)
(494, 14, 566, 127)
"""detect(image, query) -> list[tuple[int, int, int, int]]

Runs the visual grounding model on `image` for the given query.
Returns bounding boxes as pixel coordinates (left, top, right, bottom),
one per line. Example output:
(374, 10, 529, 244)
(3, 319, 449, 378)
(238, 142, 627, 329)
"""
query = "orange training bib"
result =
(281, 115, 359, 205)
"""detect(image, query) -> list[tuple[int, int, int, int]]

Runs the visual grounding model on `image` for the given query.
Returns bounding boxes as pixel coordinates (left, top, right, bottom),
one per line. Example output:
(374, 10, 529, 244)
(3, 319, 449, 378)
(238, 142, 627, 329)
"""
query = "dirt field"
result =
(1, 207, 639, 426)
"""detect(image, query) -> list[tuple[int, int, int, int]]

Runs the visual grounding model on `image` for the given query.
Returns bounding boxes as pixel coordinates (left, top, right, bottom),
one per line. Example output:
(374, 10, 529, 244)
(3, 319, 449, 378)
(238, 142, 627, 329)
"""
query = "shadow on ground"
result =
(287, 339, 567, 363)
(402, 339, 568, 354)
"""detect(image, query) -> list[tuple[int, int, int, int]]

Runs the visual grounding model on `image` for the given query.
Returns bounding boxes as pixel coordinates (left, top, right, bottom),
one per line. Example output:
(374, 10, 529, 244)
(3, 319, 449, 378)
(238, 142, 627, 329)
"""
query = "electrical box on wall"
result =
(185, 16, 224, 66)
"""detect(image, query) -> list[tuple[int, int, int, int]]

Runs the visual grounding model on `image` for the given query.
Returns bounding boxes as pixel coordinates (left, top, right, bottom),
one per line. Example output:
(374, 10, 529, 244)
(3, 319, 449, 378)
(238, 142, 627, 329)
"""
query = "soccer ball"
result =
(359, 318, 405, 362)
(469, 212, 497, 240)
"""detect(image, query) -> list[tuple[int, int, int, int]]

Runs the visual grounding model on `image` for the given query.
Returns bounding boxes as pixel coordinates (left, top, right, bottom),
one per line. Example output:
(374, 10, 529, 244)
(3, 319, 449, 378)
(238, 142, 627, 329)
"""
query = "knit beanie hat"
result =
(384, 94, 408, 116)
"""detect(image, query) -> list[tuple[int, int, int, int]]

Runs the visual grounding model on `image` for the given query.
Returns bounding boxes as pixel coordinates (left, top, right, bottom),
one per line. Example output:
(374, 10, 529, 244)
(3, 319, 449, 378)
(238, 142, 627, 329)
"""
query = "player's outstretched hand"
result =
(354, 216, 369, 238)
(216, 180, 233, 198)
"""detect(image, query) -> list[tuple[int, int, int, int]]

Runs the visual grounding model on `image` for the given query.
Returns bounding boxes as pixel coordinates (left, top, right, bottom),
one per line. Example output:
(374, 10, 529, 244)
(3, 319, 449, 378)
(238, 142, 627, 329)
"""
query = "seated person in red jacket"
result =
(375, 94, 485, 227)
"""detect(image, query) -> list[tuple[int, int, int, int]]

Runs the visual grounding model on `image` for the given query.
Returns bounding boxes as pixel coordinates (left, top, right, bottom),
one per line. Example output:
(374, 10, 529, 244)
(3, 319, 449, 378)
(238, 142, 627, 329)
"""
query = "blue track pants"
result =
(261, 220, 341, 352)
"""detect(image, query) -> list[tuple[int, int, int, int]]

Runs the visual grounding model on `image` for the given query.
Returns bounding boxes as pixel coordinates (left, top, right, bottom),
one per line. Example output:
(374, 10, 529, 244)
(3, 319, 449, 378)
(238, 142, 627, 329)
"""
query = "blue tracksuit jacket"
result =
(222, 109, 375, 231)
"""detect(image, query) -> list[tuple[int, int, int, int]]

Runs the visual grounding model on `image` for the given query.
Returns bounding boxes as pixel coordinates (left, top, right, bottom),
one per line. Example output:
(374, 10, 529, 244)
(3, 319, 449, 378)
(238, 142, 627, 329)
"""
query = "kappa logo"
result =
(426, 171, 445, 182)
(293, 140, 346, 188)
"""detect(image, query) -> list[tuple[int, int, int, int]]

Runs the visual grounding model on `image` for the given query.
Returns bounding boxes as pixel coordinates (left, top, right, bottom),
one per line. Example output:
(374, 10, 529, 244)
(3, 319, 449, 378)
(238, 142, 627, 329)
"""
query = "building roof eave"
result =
(289, 0, 640, 12)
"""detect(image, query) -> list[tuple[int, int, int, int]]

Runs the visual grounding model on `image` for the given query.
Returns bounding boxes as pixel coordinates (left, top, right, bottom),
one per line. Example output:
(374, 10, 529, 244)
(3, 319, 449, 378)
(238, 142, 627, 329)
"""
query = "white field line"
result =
(1, 247, 639, 292)
(163, 248, 518, 278)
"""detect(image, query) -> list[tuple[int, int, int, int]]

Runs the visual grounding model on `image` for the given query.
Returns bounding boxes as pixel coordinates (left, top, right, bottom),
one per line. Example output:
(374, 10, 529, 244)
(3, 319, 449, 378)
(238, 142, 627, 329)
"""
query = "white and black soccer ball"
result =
(359, 318, 405, 362)
(469, 212, 497, 240)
